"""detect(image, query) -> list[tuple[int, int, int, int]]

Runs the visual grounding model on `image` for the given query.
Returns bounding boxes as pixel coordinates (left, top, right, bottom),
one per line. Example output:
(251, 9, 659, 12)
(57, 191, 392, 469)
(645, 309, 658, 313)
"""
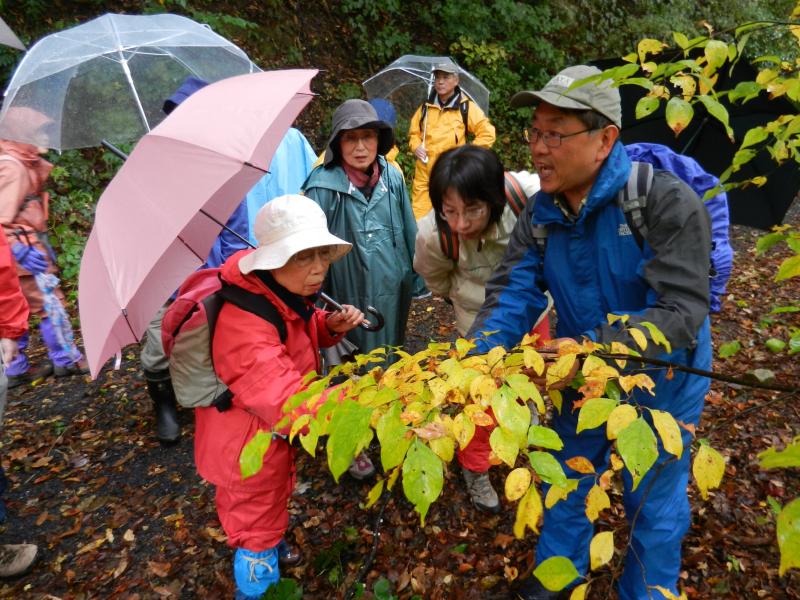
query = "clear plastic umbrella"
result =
(0, 16, 25, 51)
(0, 13, 259, 150)
(362, 54, 490, 119)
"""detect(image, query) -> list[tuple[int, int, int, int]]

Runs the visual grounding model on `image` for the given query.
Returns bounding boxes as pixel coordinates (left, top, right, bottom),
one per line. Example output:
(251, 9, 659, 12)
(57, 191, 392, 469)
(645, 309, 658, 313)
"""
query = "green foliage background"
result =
(0, 0, 795, 293)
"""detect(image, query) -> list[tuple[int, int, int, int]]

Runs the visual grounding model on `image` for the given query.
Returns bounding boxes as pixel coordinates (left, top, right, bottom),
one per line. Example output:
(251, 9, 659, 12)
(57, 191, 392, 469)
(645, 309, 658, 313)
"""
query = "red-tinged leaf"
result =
(148, 561, 172, 578)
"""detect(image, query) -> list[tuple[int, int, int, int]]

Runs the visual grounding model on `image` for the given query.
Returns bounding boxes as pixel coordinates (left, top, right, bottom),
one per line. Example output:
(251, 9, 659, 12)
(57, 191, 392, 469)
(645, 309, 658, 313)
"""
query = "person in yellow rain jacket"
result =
(408, 58, 496, 219)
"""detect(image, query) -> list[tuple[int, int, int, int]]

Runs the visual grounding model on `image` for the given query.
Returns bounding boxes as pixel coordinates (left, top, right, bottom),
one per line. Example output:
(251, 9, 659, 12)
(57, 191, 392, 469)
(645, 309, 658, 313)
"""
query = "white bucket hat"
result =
(238, 194, 351, 275)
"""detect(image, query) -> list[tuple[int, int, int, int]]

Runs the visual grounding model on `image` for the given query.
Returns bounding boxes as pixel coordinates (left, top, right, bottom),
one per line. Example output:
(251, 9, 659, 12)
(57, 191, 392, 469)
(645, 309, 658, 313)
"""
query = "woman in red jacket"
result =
(193, 195, 363, 600)
(0, 233, 39, 576)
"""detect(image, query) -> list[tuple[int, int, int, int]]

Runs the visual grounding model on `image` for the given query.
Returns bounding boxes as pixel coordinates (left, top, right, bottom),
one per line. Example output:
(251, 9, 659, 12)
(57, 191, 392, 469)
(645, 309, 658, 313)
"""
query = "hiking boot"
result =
(145, 374, 180, 445)
(7, 363, 53, 389)
(348, 452, 376, 480)
(53, 358, 90, 378)
(462, 466, 500, 514)
(0, 544, 38, 578)
(277, 538, 301, 567)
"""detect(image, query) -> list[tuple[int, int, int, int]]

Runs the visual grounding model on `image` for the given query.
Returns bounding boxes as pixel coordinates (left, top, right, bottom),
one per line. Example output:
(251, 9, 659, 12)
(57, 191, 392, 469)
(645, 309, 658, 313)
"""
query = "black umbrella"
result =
(591, 57, 799, 230)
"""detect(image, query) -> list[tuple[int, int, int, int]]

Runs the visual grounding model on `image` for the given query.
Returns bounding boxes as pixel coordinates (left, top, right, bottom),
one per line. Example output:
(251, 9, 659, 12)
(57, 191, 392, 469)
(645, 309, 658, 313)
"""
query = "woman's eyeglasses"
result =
(439, 205, 488, 223)
(291, 246, 336, 267)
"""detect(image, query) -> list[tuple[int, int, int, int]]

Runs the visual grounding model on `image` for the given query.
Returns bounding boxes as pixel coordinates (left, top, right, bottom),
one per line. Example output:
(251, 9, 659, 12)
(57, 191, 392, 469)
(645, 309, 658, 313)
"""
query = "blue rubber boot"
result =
(233, 546, 279, 600)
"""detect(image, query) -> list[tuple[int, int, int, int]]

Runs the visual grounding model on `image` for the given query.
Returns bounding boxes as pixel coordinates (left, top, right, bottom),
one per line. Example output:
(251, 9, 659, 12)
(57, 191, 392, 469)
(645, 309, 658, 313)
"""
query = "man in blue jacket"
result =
(466, 65, 712, 600)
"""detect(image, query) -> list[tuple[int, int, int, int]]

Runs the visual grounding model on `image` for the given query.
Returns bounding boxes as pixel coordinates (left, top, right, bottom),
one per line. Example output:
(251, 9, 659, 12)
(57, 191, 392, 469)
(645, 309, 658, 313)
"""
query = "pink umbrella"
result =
(78, 69, 317, 378)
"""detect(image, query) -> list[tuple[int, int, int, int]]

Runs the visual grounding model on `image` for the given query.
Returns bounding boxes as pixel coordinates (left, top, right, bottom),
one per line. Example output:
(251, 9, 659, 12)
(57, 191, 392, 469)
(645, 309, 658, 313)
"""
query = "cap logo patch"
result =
(549, 74, 575, 88)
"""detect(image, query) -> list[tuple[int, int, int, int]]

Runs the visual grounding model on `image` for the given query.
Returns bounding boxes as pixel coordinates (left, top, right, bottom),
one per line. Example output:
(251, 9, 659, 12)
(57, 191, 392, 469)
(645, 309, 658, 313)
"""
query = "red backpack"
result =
(437, 171, 528, 260)
(161, 268, 286, 410)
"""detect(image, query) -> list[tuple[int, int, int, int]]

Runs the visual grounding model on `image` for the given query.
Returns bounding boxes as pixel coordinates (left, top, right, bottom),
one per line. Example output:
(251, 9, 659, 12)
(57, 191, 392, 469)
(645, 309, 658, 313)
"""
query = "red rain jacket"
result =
(0, 232, 28, 339)
(194, 250, 343, 491)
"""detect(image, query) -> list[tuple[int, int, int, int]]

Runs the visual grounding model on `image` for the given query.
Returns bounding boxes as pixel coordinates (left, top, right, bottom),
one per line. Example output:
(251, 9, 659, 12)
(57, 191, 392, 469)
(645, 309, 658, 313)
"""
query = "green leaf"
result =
(576, 398, 618, 433)
(777, 497, 800, 575)
(635, 96, 660, 120)
(673, 31, 689, 50)
(490, 426, 520, 467)
(528, 425, 564, 451)
(327, 400, 374, 482)
(299, 419, 321, 457)
(528, 450, 567, 487)
(740, 126, 769, 149)
(704, 39, 728, 70)
(376, 403, 412, 471)
(665, 97, 694, 136)
(696, 95, 732, 140)
(402, 439, 444, 525)
(728, 80, 762, 103)
(637, 321, 672, 353)
(616, 418, 658, 491)
(759, 440, 800, 469)
(756, 232, 787, 254)
(533, 556, 581, 592)
(506, 373, 545, 414)
(239, 430, 273, 480)
(765, 338, 786, 353)
(718, 340, 741, 358)
(373, 576, 394, 600)
(776, 255, 800, 282)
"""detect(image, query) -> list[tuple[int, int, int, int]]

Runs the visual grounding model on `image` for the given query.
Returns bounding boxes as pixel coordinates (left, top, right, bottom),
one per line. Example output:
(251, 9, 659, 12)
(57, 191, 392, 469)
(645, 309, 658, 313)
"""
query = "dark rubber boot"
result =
(145, 371, 180, 445)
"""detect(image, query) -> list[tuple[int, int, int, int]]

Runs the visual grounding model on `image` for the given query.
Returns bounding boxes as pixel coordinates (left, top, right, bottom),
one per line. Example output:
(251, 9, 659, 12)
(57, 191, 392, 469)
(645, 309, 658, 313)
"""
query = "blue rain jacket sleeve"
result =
(245, 128, 317, 243)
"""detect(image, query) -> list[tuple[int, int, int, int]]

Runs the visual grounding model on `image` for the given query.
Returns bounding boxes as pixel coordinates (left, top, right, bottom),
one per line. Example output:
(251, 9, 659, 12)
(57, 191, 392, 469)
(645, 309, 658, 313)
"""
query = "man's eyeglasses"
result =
(439, 204, 488, 223)
(522, 127, 598, 148)
(291, 246, 336, 267)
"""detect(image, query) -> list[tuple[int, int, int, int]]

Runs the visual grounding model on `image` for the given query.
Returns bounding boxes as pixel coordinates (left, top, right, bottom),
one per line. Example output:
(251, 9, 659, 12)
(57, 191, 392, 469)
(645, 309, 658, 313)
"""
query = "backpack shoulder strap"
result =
(503, 172, 528, 216)
(216, 281, 288, 343)
(617, 161, 654, 249)
(419, 103, 428, 133)
(460, 99, 469, 132)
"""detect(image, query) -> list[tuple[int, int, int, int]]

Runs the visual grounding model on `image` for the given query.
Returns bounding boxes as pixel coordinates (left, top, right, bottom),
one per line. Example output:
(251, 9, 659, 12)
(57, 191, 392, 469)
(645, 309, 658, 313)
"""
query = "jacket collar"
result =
(533, 141, 631, 226)
(309, 156, 390, 200)
(220, 251, 301, 322)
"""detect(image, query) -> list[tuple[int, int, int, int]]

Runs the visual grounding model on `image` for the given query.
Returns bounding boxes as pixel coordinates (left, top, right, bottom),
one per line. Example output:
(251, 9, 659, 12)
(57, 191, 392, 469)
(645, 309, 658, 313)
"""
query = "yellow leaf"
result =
(505, 468, 532, 502)
(650, 409, 684, 459)
(669, 74, 696, 101)
(610, 453, 625, 471)
(566, 456, 595, 474)
(693, 443, 725, 500)
(469, 374, 498, 407)
(429, 436, 455, 462)
(581, 355, 607, 376)
(618, 374, 656, 395)
(362, 479, 384, 509)
(453, 412, 476, 450)
(386, 465, 401, 490)
(513, 483, 543, 538)
(569, 583, 589, 600)
(546, 354, 577, 389)
(653, 586, 687, 600)
(487, 345, 507, 367)
(629, 328, 648, 352)
(637, 38, 666, 63)
(545, 479, 579, 509)
(610, 342, 630, 368)
(550, 389, 563, 414)
(464, 404, 495, 427)
(585, 484, 611, 522)
(589, 531, 614, 570)
(606, 313, 629, 326)
(523, 347, 545, 376)
(607, 404, 638, 440)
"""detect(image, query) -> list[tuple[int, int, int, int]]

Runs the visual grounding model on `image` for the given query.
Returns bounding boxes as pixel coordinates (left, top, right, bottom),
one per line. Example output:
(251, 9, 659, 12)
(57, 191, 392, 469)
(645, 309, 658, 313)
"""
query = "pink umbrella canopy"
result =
(79, 69, 317, 378)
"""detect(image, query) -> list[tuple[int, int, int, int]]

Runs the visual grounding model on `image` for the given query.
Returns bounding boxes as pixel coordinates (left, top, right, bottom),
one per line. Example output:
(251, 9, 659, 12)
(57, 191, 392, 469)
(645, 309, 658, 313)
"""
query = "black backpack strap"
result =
(618, 161, 654, 249)
(503, 172, 528, 216)
(216, 282, 287, 343)
(460, 99, 469, 134)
